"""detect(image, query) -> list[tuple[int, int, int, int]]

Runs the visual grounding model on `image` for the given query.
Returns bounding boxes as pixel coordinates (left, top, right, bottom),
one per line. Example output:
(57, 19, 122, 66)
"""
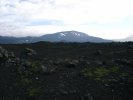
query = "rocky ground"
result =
(0, 42, 133, 100)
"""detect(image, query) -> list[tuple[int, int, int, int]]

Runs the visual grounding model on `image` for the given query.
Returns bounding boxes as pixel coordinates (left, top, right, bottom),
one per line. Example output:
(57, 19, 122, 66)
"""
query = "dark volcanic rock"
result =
(114, 59, 131, 65)
(65, 62, 77, 68)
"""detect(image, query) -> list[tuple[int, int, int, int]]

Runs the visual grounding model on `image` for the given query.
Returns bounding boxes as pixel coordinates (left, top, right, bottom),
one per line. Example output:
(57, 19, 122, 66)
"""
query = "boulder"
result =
(65, 61, 77, 69)
(79, 93, 93, 100)
(114, 59, 130, 65)
(20, 48, 36, 59)
(94, 50, 102, 56)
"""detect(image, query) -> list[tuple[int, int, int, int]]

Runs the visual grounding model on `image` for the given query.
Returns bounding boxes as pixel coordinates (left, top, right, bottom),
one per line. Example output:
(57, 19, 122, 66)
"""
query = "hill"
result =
(0, 31, 111, 44)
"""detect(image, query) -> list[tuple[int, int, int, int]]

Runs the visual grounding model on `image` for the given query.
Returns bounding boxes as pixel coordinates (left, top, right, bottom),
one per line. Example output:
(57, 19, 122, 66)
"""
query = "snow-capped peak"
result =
(73, 32, 81, 36)
(60, 33, 66, 36)
(58, 31, 86, 37)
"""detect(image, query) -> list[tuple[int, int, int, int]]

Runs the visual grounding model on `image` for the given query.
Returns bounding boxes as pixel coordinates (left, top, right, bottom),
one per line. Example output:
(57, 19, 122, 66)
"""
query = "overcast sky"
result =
(0, 0, 133, 39)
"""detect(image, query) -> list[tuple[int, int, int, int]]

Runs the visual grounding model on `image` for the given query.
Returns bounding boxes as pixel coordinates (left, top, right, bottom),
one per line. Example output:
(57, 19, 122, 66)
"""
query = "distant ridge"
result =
(115, 35, 133, 42)
(0, 31, 111, 44)
(39, 31, 111, 43)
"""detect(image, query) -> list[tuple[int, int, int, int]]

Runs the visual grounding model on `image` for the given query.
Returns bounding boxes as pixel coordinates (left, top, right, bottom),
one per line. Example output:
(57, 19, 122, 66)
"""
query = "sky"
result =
(0, 0, 133, 39)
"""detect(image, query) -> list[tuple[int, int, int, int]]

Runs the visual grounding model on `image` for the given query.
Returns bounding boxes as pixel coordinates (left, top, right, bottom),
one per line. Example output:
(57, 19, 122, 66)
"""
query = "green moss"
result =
(94, 68, 110, 78)
(82, 66, 121, 82)
(82, 67, 109, 79)
(82, 68, 93, 77)
(21, 78, 32, 86)
(30, 61, 42, 73)
(110, 66, 119, 73)
(28, 87, 40, 96)
(120, 72, 128, 77)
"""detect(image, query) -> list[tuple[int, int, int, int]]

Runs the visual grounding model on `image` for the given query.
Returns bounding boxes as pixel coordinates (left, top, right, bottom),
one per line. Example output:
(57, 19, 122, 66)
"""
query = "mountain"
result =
(39, 31, 111, 42)
(0, 36, 37, 44)
(0, 31, 111, 44)
(120, 35, 133, 42)
(114, 35, 133, 42)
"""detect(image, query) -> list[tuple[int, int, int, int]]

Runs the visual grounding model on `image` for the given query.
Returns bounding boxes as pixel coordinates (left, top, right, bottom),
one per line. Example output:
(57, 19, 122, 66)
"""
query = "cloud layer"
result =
(0, 0, 133, 39)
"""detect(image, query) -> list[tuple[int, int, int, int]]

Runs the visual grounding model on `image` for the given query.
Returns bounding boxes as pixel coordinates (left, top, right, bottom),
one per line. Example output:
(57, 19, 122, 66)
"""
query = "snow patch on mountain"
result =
(60, 33, 66, 36)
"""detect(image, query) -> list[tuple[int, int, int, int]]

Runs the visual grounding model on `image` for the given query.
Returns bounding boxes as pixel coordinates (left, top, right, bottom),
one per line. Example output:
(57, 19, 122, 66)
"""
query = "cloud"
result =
(27, 0, 133, 24)
(0, 0, 133, 39)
